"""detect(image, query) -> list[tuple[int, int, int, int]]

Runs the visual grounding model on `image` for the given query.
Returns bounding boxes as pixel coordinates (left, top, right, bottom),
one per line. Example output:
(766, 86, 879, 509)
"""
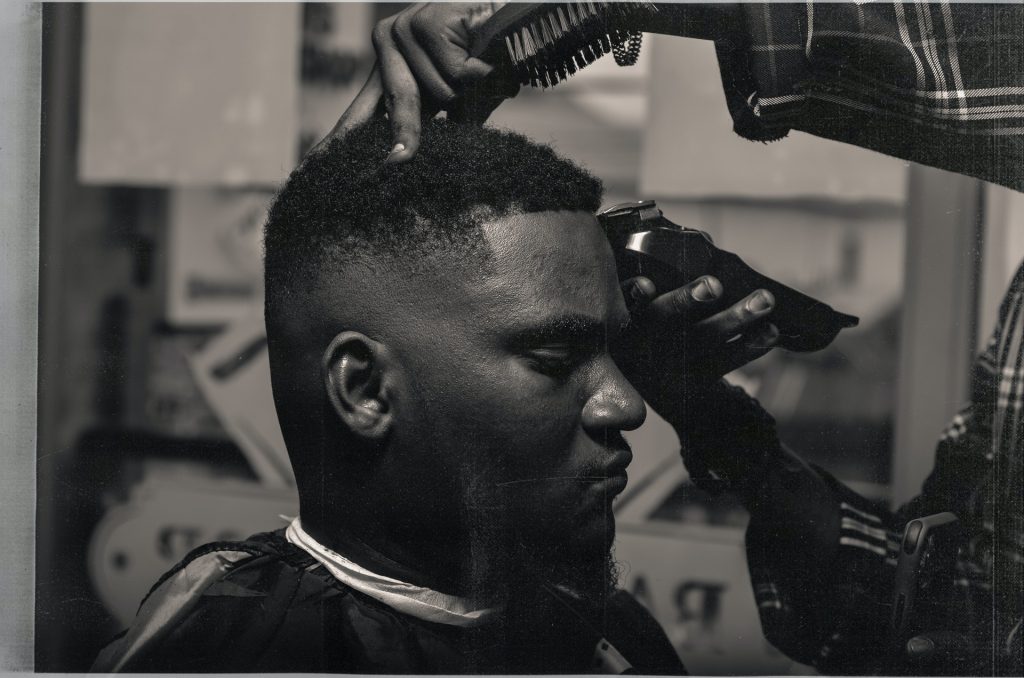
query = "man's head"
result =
(264, 119, 645, 601)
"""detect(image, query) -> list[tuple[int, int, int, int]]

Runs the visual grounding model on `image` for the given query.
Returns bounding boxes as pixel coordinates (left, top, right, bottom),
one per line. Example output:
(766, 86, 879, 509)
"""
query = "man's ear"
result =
(322, 331, 393, 440)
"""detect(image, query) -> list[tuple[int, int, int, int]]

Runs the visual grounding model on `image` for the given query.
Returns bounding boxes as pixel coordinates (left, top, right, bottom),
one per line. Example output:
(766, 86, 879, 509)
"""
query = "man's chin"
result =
(518, 530, 619, 605)
(568, 503, 616, 547)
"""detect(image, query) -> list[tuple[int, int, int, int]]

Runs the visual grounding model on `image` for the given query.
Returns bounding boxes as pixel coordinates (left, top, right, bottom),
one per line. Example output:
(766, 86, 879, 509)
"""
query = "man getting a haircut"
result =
(92, 119, 777, 673)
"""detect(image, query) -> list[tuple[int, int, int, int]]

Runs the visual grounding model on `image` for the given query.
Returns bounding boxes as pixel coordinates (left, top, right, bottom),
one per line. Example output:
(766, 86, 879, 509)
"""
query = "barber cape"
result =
(91, 528, 685, 674)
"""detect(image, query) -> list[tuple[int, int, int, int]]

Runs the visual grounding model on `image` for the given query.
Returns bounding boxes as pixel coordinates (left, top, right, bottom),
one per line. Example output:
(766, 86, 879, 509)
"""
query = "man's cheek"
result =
(493, 379, 581, 447)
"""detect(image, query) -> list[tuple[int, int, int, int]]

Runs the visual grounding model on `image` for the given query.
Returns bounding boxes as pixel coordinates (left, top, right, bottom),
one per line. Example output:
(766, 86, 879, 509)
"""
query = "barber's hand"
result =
(314, 3, 518, 160)
(615, 274, 779, 424)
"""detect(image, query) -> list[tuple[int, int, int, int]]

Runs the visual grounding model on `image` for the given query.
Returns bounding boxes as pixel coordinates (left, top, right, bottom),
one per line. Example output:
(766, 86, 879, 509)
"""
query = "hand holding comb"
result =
(325, 3, 666, 159)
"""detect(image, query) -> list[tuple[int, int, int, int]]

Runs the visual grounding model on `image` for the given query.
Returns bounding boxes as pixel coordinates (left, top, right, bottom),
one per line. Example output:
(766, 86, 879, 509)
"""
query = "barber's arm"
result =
(617, 270, 992, 672)
(613, 274, 893, 669)
(674, 378, 992, 674)
(316, 3, 729, 161)
(322, 3, 1023, 191)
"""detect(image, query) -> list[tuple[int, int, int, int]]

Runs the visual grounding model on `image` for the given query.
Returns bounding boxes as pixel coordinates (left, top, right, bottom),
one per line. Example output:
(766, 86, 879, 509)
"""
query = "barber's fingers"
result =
(311, 65, 384, 155)
(693, 289, 775, 342)
(379, 3, 505, 162)
(643, 276, 725, 325)
(396, 3, 514, 133)
(317, 3, 511, 162)
(411, 4, 496, 81)
(620, 276, 657, 312)
(628, 277, 777, 350)
(392, 6, 459, 106)
(373, 14, 422, 162)
(403, 3, 496, 87)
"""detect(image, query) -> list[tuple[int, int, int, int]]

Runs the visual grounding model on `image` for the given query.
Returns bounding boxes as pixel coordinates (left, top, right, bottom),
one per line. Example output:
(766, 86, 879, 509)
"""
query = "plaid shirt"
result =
(709, 3, 1024, 673)
(716, 2, 1024, 192)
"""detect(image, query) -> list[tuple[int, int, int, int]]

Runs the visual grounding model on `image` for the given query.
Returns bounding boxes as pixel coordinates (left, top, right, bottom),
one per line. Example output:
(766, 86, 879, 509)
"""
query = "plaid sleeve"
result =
(898, 261, 1024, 673)
(746, 261, 1024, 674)
(715, 2, 1024, 192)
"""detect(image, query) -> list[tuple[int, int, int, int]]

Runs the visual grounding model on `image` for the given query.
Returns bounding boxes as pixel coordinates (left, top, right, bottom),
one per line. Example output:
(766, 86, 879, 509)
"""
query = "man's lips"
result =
(593, 446, 632, 495)
(585, 447, 631, 498)
(591, 471, 629, 498)
(603, 447, 633, 477)
(494, 448, 632, 496)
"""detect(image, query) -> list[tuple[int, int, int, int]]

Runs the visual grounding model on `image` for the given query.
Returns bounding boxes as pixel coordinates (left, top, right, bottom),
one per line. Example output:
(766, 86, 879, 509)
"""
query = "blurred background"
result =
(36, 3, 1024, 673)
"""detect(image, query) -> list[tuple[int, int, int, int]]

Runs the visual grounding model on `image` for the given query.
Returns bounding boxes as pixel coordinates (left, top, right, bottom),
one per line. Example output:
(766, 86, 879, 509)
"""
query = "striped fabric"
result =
(747, 263, 1024, 674)
(717, 2, 1024, 191)
(838, 502, 900, 566)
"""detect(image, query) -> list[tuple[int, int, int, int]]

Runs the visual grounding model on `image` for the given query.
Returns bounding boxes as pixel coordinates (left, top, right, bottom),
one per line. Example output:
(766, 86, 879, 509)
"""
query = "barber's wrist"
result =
(660, 377, 724, 432)
(670, 379, 783, 496)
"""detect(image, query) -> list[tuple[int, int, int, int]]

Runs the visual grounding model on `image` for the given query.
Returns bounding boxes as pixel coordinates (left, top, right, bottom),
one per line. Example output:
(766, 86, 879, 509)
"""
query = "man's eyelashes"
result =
(524, 346, 596, 378)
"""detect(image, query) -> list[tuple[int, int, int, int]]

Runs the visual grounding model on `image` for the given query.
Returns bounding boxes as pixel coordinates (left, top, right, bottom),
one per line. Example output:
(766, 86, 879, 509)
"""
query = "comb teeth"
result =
(498, 2, 656, 88)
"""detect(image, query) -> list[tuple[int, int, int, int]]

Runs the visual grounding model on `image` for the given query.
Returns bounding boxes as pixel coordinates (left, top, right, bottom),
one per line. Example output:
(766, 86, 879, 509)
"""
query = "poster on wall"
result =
(89, 470, 298, 625)
(187, 315, 293, 489)
(166, 188, 270, 327)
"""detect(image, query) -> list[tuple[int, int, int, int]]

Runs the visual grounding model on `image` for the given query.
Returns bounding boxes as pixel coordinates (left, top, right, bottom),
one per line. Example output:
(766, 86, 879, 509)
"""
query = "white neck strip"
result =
(285, 517, 498, 628)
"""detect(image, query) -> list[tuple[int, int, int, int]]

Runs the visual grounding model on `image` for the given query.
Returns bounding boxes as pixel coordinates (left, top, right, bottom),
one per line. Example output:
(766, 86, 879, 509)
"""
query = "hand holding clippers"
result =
(599, 200, 859, 353)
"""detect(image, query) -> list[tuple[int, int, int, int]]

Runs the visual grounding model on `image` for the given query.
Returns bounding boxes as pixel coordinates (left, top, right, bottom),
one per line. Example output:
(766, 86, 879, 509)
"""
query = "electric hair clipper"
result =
(599, 201, 859, 352)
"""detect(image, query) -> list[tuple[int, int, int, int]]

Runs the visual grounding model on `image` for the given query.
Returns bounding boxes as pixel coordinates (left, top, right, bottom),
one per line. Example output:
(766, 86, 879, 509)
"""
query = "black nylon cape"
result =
(91, 529, 686, 674)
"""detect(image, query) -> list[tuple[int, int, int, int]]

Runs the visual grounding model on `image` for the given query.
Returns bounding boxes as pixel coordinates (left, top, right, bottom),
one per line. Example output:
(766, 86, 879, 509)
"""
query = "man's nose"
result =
(581, 357, 647, 433)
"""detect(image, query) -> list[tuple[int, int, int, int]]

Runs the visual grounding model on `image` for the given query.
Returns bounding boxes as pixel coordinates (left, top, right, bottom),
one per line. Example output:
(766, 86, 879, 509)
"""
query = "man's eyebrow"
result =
(508, 314, 631, 345)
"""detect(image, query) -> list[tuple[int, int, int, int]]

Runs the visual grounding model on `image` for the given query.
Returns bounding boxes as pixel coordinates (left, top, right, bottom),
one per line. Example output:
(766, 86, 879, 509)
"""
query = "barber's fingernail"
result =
(906, 636, 935, 659)
(385, 143, 406, 162)
(630, 283, 647, 301)
(746, 290, 774, 313)
(693, 277, 721, 302)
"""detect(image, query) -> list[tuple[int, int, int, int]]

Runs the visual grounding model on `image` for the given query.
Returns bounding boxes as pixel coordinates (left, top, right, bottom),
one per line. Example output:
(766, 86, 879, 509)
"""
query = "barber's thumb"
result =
(905, 630, 973, 666)
(621, 277, 656, 310)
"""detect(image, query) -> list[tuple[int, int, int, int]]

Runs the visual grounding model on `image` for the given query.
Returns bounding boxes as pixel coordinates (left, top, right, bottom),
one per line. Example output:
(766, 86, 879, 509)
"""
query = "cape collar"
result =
(285, 517, 500, 628)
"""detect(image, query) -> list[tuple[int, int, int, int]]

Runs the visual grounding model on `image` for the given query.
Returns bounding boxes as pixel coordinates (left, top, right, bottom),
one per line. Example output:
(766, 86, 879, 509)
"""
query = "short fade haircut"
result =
(263, 119, 604, 474)
(263, 118, 604, 319)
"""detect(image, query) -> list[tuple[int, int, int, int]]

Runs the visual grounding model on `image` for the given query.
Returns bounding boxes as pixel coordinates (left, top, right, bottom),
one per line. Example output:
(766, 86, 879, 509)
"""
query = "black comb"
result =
(470, 2, 657, 88)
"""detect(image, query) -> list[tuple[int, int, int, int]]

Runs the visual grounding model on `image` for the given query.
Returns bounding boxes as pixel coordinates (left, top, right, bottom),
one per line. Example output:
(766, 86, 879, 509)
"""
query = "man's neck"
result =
(298, 502, 616, 606)
(298, 512, 478, 596)
(299, 518, 454, 594)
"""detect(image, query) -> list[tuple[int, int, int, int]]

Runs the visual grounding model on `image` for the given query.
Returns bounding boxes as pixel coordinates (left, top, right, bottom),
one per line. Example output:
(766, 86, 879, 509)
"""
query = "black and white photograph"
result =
(3, 1, 1023, 674)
